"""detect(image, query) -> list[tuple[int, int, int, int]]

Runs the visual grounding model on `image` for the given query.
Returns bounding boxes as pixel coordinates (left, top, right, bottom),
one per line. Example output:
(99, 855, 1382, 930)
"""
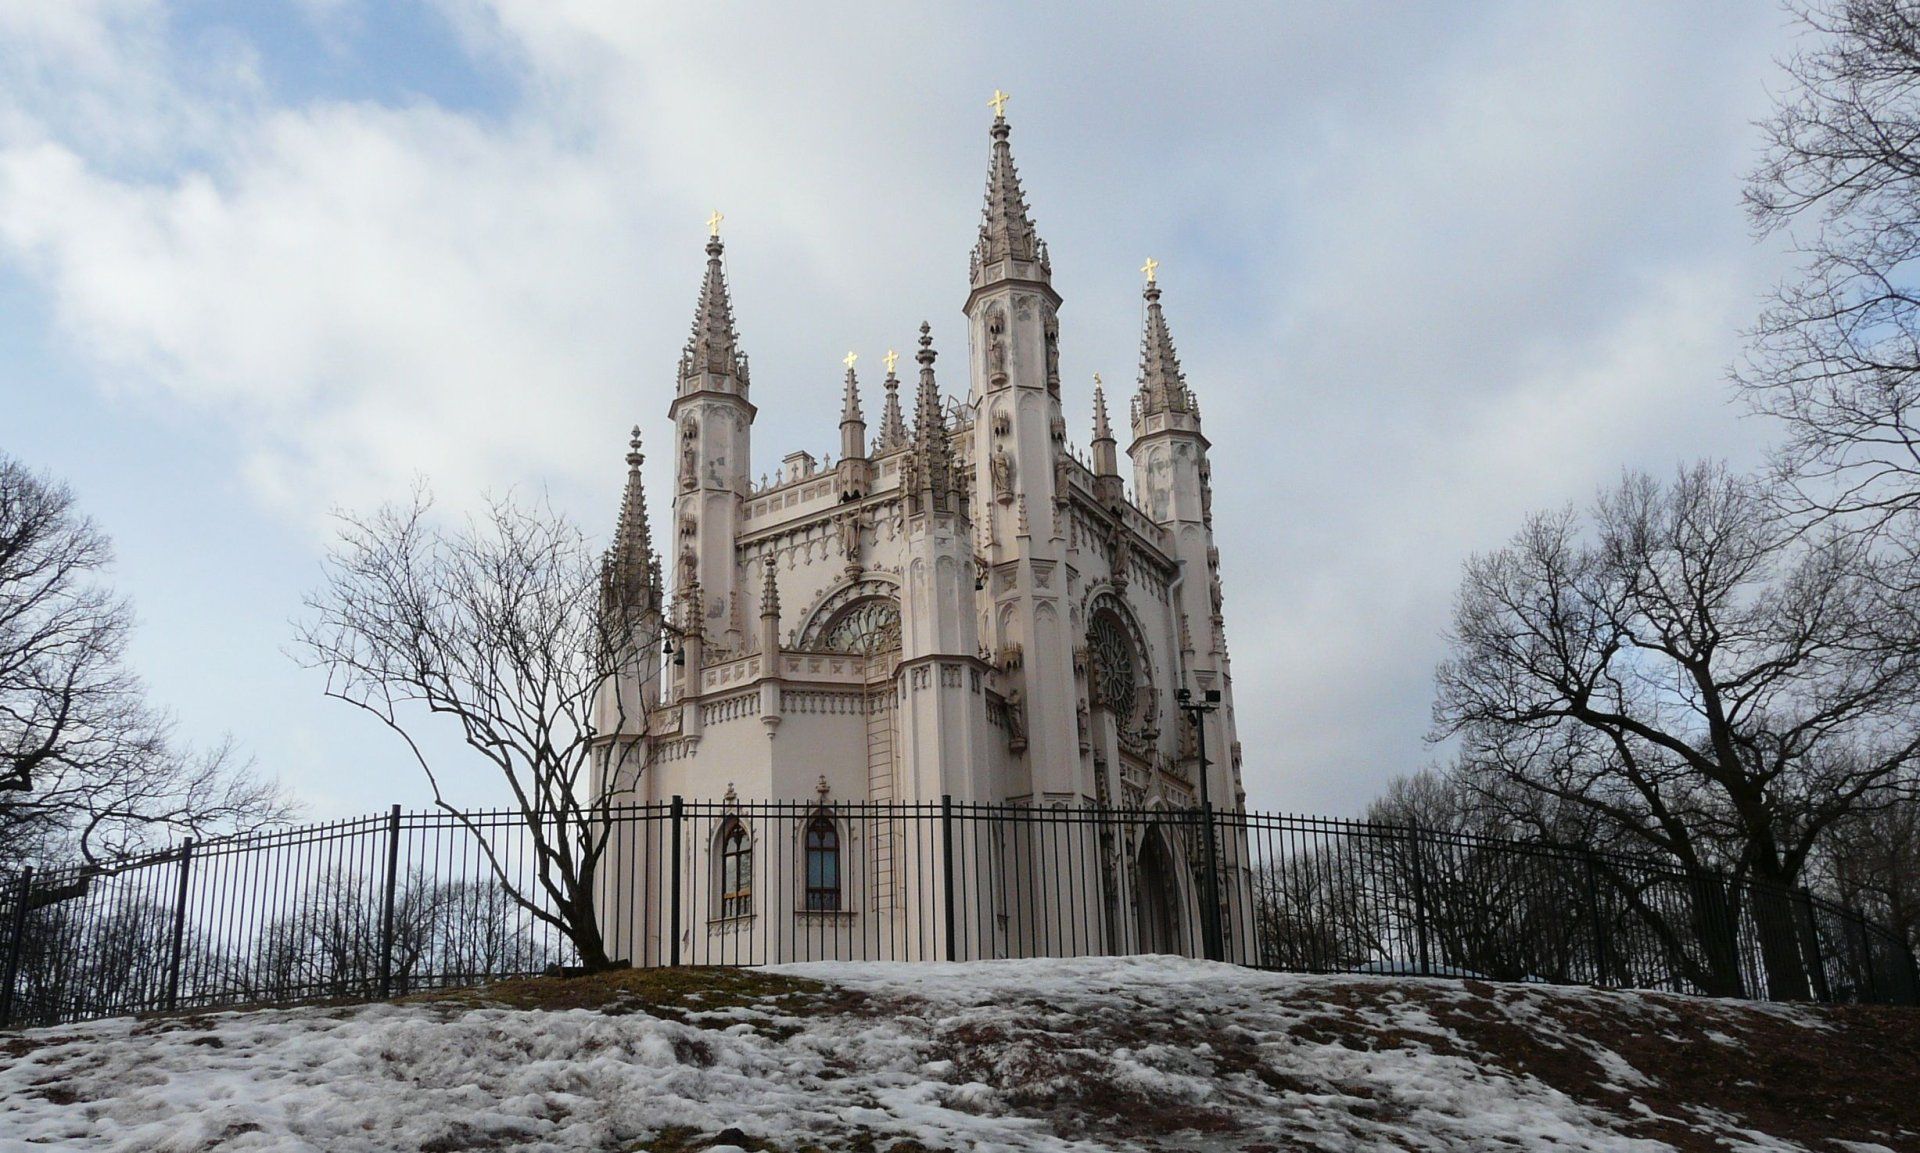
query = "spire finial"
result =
(762, 554, 780, 617)
(627, 424, 645, 466)
(707, 209, 724, 237)
(883, 348, 899, 375)
(842, 350, 858, 370)
(988, 88, 1010, 119)
(1141, 256, 1159, 284)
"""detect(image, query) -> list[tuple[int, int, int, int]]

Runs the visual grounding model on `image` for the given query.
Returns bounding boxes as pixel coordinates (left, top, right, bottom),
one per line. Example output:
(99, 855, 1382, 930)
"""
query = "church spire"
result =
(603, 426, 660, 613)
(680, 232, 749, 392)
(1133, 269, 1193, 419)
(877, 360, 907, 452)
(839, 357, 867, 461)
(904, 322, 957, 516)
(970, 96, 1049, 288)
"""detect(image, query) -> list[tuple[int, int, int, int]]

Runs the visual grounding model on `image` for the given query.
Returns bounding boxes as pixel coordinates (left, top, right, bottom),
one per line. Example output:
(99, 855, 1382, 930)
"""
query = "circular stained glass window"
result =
(1089, 611, 1138, 721)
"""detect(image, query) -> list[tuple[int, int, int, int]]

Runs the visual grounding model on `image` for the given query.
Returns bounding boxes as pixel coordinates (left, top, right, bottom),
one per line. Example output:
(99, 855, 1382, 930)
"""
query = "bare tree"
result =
(0, 453, 288, 866)
(1742, 0, 1920, 528)
(296, 489, 656, 971)
(1433, 463, 1920, 998)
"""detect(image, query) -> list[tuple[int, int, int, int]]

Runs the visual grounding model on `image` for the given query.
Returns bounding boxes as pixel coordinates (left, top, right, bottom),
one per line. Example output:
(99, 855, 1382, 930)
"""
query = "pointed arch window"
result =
(804, 813, 842, 912)
(718, 821, 752, 919)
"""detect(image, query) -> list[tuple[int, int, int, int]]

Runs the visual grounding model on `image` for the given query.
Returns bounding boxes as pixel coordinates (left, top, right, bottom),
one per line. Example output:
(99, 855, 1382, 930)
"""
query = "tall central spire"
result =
(970, 106, 1049, 287)
(1134, 277, 1192, 418)
(680, 233, 749, 391)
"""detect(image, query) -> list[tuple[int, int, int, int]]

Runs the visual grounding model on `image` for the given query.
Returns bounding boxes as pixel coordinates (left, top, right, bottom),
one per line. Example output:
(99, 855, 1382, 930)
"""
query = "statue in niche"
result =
(680, 442, 697, 490)
(991, 448, 1015, 504)
(678, 547, 697, 588)
(1043, 310, 1060, 395)
(1005, 688, 1028, 752)
(986, 308, 1008, 384)
(839, 511, 862, 567)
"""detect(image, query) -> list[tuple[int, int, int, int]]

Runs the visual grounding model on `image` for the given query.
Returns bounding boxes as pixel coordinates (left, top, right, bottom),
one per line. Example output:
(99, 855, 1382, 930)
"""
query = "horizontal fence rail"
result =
(2, 800, 1914, 1028)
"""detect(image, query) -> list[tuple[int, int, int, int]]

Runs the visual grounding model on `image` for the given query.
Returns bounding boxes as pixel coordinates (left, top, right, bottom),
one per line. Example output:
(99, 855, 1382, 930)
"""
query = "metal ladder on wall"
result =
(865, 652, 899, 909)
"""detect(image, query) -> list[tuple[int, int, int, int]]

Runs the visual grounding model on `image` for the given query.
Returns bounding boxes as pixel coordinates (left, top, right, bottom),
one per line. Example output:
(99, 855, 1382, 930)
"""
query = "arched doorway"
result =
(1135, 826, 1186, 956)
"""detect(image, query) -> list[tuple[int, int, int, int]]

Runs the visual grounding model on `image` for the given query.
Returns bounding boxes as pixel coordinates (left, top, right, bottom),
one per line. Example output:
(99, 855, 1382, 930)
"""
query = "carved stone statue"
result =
(1043, 310, 1060, 394)
(680, 442, 697, 490)
(990, 448, 1015, 504)
(987, 308, 1008, 384)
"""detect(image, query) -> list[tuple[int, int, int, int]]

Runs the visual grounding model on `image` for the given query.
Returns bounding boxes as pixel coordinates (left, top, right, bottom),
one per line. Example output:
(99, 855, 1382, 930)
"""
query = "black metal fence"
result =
(3, 800, 1914, 1028)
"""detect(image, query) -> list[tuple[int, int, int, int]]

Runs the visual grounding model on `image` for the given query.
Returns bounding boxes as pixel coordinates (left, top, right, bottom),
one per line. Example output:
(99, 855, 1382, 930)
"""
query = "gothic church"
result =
(592, 100, 1245, 962)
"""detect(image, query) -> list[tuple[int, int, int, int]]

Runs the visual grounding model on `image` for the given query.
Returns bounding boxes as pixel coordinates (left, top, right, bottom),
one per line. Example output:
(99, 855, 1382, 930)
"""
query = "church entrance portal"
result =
(1134, 826, 1186, 956)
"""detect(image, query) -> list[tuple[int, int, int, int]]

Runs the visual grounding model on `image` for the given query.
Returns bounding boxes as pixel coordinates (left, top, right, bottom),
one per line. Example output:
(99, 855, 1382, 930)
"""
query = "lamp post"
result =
(1176, 685, 1225, 962)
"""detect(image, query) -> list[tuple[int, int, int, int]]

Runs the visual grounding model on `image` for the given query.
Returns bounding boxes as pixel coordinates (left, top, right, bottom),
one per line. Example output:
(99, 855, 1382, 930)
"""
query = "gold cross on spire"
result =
(707, 209, 724, 236)
(843, 351, 858, 371)
(988, 88, 1010, 118)
(1093, 372, 1103, 386)
(1141, 256, 1159, 283)
(883, 349, 899, 375)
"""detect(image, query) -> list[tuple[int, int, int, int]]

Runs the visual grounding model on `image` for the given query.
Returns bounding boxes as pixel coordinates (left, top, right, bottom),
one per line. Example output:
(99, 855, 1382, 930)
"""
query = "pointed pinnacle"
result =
(685, 234, 745, 382)
(761, 554, 780, 617)
(974, 112, 1043, 273)
(1136, 277, 1190, 417)
(1092, 387, 1113, 442)
(840, 363, 864, 425)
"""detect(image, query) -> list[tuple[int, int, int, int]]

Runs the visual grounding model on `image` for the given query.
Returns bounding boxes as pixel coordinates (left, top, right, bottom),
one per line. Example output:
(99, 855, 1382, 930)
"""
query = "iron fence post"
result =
(942, 795, 958, 963)
(378, 805, 402, 999)
(1583, 850, 1612, 986)
(669, 795, 684, 968)
(1406, 828, 1432, 976)
(164, 840, 194, 1012)
(1, 867, 34, 1029)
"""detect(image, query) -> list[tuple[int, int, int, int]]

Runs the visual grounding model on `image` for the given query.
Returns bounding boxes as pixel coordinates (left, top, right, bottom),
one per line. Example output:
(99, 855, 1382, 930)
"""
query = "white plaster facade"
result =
(591, 111, 1246, 965)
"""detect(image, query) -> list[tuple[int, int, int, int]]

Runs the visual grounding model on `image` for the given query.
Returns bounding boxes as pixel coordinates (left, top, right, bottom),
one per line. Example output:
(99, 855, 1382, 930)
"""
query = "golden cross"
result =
(843, 351, 858, 371)
(1141, 256, 1159, 283)
(883, 349, 899, 375)
(707, 209, 724, 236)
(988, 88, 1010, 118)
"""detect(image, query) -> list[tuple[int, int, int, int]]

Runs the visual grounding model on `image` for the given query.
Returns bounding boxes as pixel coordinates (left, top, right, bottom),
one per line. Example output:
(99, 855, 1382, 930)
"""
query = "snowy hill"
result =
(2, 956, 1916, 1152)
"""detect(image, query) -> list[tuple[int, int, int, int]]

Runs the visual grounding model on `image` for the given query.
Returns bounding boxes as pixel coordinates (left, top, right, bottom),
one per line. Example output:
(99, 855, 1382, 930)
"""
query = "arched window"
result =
(804, 814, 841, 912)
(719, 821, 752, 919)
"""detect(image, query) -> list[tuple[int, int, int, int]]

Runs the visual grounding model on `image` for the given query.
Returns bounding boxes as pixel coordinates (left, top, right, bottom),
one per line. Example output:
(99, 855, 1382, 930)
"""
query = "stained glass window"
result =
(821, 598, 902, 656)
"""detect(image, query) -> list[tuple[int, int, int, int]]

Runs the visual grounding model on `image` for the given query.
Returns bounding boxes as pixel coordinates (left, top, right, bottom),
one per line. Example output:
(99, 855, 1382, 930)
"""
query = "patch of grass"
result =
(407, 965, 871, 1030)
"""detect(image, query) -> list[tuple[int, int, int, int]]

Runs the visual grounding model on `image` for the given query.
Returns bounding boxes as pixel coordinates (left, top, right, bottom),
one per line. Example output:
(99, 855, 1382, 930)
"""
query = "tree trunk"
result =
(1750, 874, 1814, 1002)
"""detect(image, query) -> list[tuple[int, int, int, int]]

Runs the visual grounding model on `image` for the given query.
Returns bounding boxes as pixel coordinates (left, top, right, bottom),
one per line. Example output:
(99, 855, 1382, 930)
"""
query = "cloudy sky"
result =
(1, 1, 1804, 819)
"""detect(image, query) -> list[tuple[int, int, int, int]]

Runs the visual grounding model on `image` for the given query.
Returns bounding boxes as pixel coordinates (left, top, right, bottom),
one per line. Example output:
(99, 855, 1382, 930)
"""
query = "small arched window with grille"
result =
(804, 813, 841, 912)
(718, 821, 752, 919)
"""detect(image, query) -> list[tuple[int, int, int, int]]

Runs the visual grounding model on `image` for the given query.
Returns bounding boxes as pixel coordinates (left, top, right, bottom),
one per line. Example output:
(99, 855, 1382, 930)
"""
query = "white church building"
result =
(591, 100, 1247, 966)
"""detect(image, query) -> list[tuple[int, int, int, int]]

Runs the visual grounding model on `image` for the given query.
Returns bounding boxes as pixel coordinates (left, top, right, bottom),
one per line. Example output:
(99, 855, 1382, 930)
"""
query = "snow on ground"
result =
(0, 955, 1910, 1151)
